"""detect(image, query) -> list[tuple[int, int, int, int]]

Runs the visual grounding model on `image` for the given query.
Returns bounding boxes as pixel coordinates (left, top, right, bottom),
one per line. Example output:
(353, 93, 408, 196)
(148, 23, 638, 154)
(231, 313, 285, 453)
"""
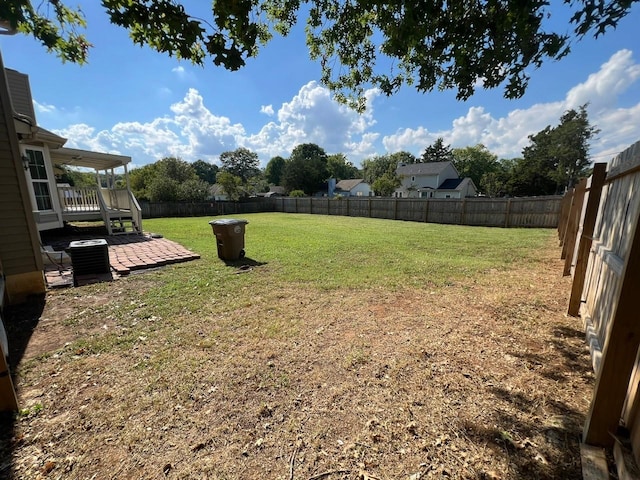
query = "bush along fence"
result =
(142, 196, 562, 228)
(559, 139, 640, 475)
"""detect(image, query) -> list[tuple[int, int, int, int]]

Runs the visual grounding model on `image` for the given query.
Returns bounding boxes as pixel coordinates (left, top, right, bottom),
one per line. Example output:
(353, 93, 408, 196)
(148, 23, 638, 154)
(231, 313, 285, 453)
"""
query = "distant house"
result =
(264, 185, 285, 197)
(210, 184, 228, 201)
(334, 179, 372, 197)
(394, 161, 477, 199)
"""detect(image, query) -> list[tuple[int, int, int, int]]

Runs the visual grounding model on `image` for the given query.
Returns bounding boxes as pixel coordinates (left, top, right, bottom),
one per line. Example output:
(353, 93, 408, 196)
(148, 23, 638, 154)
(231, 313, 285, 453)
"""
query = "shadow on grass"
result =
(461, 328, 590, 479)
(462, 384, 584, 479)
(221, 257, 268, 270)
(0, 294, 46, 480)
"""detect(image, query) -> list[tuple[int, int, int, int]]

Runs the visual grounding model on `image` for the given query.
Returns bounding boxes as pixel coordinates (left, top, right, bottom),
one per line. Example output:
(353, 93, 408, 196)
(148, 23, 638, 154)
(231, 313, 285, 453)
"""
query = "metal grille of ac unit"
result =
(68, 239, 110, 283)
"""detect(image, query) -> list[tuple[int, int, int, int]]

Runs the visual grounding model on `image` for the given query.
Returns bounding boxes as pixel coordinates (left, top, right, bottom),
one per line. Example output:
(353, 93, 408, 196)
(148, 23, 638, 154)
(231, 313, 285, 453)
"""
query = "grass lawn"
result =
(2, 214, 592, 479)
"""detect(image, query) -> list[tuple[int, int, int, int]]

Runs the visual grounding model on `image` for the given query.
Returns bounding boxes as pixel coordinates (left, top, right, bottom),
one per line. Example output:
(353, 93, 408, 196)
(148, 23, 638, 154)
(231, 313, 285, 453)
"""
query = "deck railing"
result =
(57, 186, 101, 212)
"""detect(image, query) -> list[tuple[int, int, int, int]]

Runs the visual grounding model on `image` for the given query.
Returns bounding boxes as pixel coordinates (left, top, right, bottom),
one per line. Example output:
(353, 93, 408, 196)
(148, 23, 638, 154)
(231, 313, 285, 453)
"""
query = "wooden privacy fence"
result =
(140, 196, 562, 228)
(266, 196, 562, 228)
(559, 140, 640, 471)
(140, 200, 266, 218)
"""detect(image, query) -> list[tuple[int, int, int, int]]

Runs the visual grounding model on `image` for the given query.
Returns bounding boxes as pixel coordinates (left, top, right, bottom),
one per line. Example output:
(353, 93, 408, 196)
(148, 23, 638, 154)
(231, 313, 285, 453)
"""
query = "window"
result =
(411, 176, 415, 182)
(445, 194, 451, 199)
(24, 148, 53, 211)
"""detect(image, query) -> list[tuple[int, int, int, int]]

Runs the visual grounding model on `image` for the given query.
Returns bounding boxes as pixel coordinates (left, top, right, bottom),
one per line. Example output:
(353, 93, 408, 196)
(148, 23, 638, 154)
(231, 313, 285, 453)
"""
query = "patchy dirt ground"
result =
(0, 241, 593, 480)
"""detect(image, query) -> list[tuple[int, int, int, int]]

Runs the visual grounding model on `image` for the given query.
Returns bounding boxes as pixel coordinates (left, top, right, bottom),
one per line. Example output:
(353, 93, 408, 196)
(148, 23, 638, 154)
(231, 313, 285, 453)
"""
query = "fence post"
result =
(558, 190, 574, 245)
(504, 199, 512, 228)
(568, 163, 607, 316)
(562, 179, 587, 275)
(394, 198, 398, 220)
(461, 199, 467, 225)
(424, 199, 430, 223)
(583, 197, 640, 447)
(368, 198, 372, 218)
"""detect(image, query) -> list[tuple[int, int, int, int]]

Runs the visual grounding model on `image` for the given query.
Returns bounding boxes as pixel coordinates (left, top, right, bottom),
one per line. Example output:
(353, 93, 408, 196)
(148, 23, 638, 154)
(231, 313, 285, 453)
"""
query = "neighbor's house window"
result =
(445, 194, 451, 199)
(411, 176, 415, 182)
(357, 191, 363, 196)
(25, 148, 53, 211)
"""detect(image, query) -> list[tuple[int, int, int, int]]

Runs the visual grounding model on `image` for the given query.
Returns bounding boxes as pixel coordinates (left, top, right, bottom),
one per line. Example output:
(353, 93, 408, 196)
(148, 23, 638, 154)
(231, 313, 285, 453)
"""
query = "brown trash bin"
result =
(209, 219, 248, 260)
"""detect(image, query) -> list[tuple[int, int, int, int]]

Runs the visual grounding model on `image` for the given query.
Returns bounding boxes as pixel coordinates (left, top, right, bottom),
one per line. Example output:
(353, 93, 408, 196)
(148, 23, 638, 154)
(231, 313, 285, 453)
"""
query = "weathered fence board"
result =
(560, 139, 640, 460)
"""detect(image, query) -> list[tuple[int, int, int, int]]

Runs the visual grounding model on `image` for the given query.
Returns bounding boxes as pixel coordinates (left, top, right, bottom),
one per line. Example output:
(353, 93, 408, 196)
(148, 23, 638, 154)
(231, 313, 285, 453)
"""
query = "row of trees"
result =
(126, 105, 596, 201)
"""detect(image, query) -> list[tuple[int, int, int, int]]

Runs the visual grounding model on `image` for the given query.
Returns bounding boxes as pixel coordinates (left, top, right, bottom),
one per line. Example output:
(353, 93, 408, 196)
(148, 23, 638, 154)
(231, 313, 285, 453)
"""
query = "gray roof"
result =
(438, 178, 464, 190)
(396, 161, 452, 176)
(437, 177, 477, 191)
(335, 179, 365, 191)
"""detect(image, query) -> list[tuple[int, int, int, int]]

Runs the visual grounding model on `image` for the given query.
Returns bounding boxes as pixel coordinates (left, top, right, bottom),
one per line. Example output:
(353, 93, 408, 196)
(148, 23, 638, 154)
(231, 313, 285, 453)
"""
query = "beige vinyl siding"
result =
(5, 69, 35, 120)
(0, 62, 42, 277)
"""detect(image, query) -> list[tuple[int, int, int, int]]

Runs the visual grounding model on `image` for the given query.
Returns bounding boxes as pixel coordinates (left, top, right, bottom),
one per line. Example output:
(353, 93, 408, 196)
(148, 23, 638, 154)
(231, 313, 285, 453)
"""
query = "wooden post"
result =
(346, 197, 350, 217)
(562, 178, 587, 271)
(368, 198, 372, 218)
(394, 198, 398, 220)
(504, 199, 512, 228)
(424, 199, 430, 223)
(310, 198, 313, 215)
(583, 197, 640, 447)
(568, 164, 607, 316)
(559, 190, 574, 245)
(461, 199, 467, 225)
(0, 346, 18, 411)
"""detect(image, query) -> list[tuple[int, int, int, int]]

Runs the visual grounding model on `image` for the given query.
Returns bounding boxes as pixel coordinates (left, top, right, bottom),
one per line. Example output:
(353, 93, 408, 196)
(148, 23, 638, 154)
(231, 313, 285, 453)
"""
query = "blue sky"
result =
(2, 2, 639, 169)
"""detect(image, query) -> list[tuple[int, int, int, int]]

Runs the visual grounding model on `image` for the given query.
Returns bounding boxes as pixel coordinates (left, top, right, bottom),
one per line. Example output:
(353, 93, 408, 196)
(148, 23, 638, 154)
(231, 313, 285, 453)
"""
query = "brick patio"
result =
(42, 231, 200, 288)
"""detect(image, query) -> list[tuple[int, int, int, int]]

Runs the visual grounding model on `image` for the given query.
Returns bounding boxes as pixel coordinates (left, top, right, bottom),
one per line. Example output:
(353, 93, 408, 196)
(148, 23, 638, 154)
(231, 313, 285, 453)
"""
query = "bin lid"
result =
(209, 219, 249, 225)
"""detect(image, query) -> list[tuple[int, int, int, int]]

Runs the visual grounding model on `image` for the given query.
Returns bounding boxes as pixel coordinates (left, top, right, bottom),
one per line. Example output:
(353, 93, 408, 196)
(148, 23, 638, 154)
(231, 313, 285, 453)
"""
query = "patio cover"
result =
(50, 147, 131, 171)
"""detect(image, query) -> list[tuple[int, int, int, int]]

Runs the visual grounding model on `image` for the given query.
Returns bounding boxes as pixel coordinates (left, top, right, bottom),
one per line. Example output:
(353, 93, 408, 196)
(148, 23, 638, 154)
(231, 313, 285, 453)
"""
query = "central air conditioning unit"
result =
(68, 239, 110, 286)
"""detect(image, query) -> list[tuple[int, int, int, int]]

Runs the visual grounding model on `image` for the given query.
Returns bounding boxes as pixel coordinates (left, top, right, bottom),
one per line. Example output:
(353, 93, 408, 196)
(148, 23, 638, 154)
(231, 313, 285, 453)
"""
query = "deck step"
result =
(108, 216, 141, 235)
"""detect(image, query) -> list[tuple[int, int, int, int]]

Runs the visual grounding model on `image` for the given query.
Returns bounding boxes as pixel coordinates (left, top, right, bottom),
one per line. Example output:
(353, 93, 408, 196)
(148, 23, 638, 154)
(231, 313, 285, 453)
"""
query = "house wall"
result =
(350, 183, 372, 196)
(433, 191, 461, 199)
(0, 56, 46, 304)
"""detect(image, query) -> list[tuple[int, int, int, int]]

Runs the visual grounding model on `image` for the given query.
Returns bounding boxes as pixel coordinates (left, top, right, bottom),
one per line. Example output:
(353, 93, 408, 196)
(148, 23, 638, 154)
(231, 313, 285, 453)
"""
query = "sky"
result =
(2, 2, 639, 170)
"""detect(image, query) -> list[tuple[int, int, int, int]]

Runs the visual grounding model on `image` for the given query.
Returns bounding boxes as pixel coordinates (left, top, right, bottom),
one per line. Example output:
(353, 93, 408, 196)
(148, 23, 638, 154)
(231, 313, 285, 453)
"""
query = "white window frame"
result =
(22, 146, 55, 212)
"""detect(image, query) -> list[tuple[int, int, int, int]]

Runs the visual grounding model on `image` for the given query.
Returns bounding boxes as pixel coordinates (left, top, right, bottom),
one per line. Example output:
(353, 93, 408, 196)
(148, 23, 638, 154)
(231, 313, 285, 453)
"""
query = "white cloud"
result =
(382, 50, 640, 159)
(566, 49, 640, 112)
(33, 100, 57, 114)
(260, 104, 274, 116)
(47, 50, 640, 168)
(244, 81, 379, 160)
